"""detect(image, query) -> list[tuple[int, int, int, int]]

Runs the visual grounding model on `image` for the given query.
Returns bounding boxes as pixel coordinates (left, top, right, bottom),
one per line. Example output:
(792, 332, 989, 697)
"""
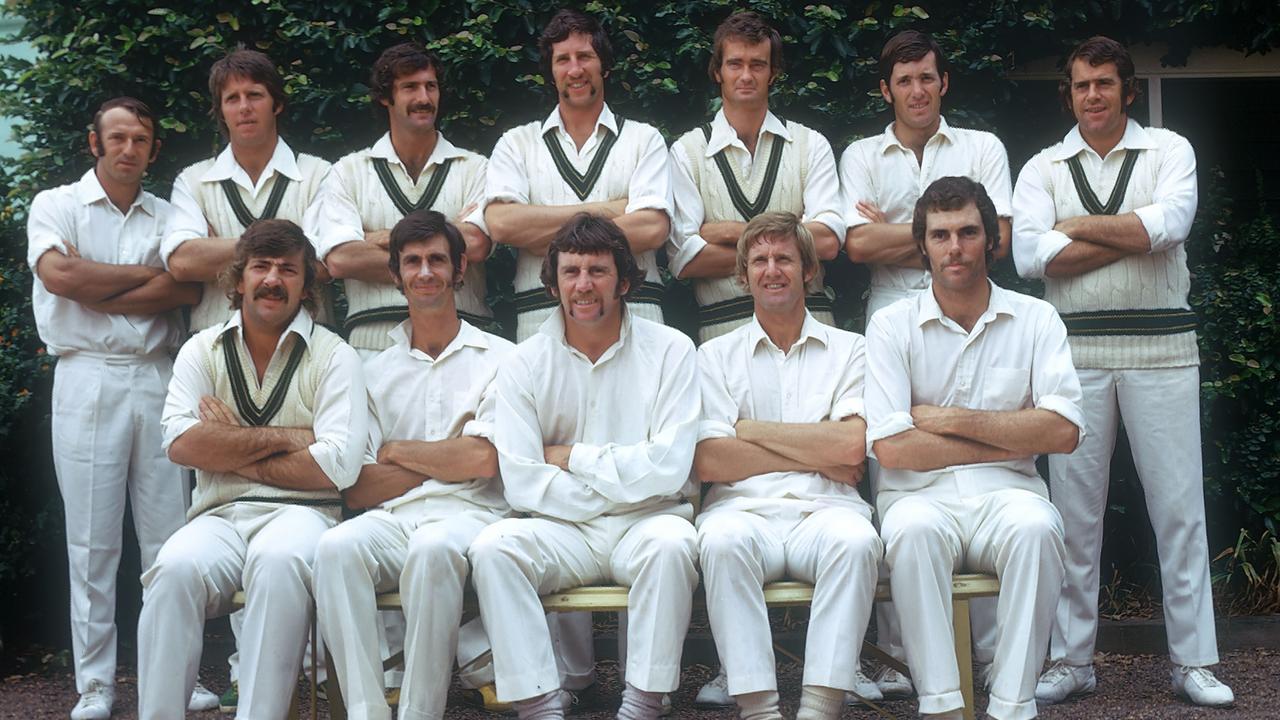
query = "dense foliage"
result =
(0, 0, 1276, 643)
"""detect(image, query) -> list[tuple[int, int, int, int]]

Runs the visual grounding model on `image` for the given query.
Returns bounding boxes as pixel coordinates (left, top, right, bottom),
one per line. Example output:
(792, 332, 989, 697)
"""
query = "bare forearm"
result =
(485, 200, 624, 254)
(344, 463, 427, 510)
(37, 253, 161, 303)
(381, 437, 498, 482)
(1057, 213, 1151, 253)
(700, 221, 747, 247)
(676, 243, 737, 279)
(613, 209, 670, 254)
(873, 429, 1018, 471)
(693, 437, 809, 483)
(1044, 239, 1135, 278)
(460, 222, 492, 264)
(806, 222, 840, 261)
(325, 241, 395, 284)
(85, 273, 202, 315)
(168, 423, 312, 473)
(915, 406, 1079, 456)
(844, 224, 922, 267)
(168, 237, 238, 282)
(244, 449, 334, 491)
(736, 418, 866, 468)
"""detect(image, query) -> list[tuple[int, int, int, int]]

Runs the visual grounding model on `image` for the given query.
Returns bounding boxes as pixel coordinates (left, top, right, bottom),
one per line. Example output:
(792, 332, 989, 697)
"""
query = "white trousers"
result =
(882, 490, 1064, 720)
(51, 353, 187, 692)
(137, 503, 334, 720)
(1048, 366, 1218, 667)
(469, 508, 698, 702)
(698, 507, 881, 695)
(314, 504, 503, 720)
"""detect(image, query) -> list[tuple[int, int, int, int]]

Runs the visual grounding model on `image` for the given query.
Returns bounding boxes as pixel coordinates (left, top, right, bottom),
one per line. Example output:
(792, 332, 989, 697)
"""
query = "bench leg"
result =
(953, 597, 975, 720)
(310, 615, 318, 720)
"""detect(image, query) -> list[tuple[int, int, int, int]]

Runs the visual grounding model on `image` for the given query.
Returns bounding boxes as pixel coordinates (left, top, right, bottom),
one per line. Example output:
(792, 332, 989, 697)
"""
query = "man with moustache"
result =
(668, 11, 845, 344)
(165, 47, 332, 334)
(316, 43, 494, 359)
(313, 210, 514, 720)
(694, 212, 882, 720)
(469, 214, 699, 720)
(837, 29, 1013, 696)
(1013, 36, 1232, 707)
(28, 96, 201, 720)
(866, 176, 1084, 720)
(136, 220, 366, 720)
(484, 8, 673, 342)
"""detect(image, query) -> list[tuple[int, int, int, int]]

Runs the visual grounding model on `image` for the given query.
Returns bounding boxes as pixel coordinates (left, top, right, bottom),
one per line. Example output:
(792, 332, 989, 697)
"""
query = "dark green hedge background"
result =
(0, 0, 1277, 648)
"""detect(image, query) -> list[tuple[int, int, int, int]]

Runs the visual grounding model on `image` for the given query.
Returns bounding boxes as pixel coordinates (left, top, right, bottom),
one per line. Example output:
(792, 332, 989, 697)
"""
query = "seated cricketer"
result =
(469, 214, 700, 720)
(137, 219, 366, 720)
(313, 210, 514, 720)
(865, 176, 1085, 720)
(694, 211, 882, 720)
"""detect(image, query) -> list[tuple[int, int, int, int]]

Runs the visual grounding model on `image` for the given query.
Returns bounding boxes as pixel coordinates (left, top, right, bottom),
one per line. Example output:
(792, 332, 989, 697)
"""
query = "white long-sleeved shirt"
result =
(839, 117, 1012, 295)
(864, 282, 1086, 515)
(697, 312, 871, 518)
(27, 170, 184, 356)
(494, 310, 698, 522)
(363, 319, 513, 514)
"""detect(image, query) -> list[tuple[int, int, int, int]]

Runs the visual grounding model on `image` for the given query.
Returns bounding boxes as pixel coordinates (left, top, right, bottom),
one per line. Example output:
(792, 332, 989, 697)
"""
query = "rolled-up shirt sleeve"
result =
(624, 126, 673, 217)
(978, 134, 1015, 218)
(830, 334, 867, 422)
(863, 312, 916, 456)
(310, 163, 366, 261)
(1030, 307, 1088, 445)
(802, 132, 847, 239)
(1012, 156, 1072, 279)
(483, 131, 531, 209)
(459, 156, 491, 237)
(495, 354, 611, 521)
(161, 172, 206, 268)
(26, 189, 72, 267)
(160, 338, 210, 458)
(461, 372, 498, 442)
(309, 343, 368, 490)
(695, 345, 738, 441)
(666, 141, 709, 278)
(568, 339, 698, 504)
(838, 144, 875, 239)
(362, 393, 383, 467)
(1134, 134, 1197, 254)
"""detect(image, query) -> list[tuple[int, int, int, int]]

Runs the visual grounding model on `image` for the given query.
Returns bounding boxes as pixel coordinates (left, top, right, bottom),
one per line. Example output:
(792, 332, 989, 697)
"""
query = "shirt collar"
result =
(916, 279, 1017, 329)
(746, 310, 829, 354)
(370, 131, 467, 170)
(220, 306, 316, 350)
(538, 304, 632, 363)
(541, 102, 618, 138)
(201, 136, 302, 184)
(704, 108, 792, 157)
(388, 317, 490, 361)
(879, 116, 953, 154)
(74, 168, 155, 216)
(1052, 117, 1157, 161)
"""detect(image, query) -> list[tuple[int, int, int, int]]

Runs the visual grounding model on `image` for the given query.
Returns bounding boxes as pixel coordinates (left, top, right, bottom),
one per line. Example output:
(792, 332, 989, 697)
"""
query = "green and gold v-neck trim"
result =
(1067, 149, 1141, 216)
(220, 329, 309, 427)
(700, 122, 786, 221)
(372, 157, 455, 216)
(542, 118, 626, 201)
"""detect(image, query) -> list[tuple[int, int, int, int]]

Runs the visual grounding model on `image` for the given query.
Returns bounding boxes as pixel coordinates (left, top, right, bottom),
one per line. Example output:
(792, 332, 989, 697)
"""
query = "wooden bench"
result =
(320, 573, 1000, 720)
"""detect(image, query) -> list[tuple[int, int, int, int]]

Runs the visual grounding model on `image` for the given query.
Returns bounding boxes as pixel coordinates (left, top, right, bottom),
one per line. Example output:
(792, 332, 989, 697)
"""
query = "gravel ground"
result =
(3, 649, 1278, 719)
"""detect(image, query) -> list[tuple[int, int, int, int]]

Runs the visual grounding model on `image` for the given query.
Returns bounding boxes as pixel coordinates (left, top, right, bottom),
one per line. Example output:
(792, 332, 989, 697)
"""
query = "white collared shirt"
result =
(864, 282, 1086, 514)
(162, 308, 367, 489)
(312, 131, 487, 258)
(668, 109, 845, 275)
(697, 312, 871, 517)
(1011, 118, 1197, 279)
(839, 117, 1012, 292)
(164, 137, 323, 253)
(494, 310, 699, 523)
(27, 169, 183, 356)
(363, 319, 514, 513)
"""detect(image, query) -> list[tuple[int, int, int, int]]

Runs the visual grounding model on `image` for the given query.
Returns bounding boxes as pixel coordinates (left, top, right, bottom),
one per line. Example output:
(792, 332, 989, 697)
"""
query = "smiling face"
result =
(745, 233, 814, 316)
(921, 203, 991, 295)
(554, 250, 628, 330)
(881, 51, 948, 136)
(220, 74, 280, 151)
(383, 66, 441, 139)
(237, 249, 307, 332)
(395, 234, 461, 312)
(550, 32, 606, 112)
(1068, 59, 1134, 150)
(90, 107, 157, 189)
(715, 37, 774, 110)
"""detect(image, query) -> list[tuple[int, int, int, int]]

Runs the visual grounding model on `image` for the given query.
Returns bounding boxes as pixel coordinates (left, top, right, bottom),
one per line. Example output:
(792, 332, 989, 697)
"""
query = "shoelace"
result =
(1181, 666, 1224, 688)
(1042, 661, 1078, 684)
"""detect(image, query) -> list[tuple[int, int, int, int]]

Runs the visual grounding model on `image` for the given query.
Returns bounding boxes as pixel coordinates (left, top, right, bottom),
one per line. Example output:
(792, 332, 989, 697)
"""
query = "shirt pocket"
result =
(980, 367, 1031, 412)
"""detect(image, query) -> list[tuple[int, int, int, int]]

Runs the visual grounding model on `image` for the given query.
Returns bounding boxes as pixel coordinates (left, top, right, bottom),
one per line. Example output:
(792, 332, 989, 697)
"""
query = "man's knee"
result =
(404, 524, 469, 581)
(697, 513, 759, 568)
(467, 520, 532, 577)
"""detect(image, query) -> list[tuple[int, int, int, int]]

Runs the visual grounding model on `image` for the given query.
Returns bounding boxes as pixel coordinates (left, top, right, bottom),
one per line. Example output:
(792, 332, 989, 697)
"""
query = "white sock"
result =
(616, 682, 664, 720)
(796, 684, 844, 720)
(734, 689, 783, 720)
(516, 690, 565, 720)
